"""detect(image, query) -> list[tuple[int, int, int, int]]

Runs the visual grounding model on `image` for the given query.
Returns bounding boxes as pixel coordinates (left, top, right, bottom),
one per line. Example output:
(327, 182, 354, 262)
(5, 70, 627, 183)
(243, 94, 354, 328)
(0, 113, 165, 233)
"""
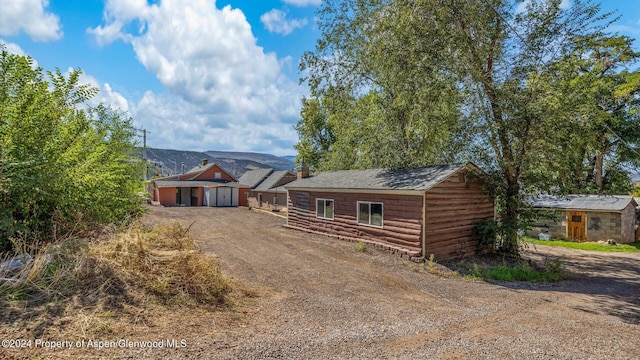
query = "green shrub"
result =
(468, 260, 563, 282)
(0, 48, 143, 251)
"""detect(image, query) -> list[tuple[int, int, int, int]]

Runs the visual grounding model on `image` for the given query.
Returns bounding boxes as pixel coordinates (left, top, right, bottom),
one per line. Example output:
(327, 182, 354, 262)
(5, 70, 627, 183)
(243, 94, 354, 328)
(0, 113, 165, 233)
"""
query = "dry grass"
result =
(0, 221, 242, 342)
(94, 221, 232, 306)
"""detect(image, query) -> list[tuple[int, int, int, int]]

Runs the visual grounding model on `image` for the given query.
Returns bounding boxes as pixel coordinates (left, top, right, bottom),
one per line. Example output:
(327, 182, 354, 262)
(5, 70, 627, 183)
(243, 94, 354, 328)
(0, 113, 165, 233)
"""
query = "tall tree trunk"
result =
(502, 177, 520, 256)
(595, 151, 603, 194)
(500, 153, 520, 257)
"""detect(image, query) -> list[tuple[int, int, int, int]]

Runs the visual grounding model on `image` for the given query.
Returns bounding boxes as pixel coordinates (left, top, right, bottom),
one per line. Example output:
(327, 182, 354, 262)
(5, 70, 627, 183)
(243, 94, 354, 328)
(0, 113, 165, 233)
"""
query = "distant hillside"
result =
(144, 148, 274, 178)
(205, 150, 295, 171)
(281, 155, 297, 164)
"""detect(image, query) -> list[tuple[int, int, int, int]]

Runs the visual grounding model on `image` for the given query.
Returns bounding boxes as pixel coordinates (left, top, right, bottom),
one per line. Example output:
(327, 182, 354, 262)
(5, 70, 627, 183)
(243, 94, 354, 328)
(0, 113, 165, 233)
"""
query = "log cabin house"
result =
(528, 195, 638, 243)
(239, 168, 297, 211)
(238, 168, 274, 190)
(250, 170, 296, 211)
(284, 163, 494, 260)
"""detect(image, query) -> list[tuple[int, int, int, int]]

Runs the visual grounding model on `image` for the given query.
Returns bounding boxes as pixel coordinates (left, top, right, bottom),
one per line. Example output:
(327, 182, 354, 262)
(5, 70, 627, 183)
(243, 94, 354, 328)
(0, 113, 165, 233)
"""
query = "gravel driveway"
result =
(144, 206, 640, 359)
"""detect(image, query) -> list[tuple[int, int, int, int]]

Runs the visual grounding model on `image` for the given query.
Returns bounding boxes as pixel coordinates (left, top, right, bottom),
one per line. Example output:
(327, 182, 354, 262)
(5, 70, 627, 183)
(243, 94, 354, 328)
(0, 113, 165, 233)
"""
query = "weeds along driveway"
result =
(145, 206, 640, 360)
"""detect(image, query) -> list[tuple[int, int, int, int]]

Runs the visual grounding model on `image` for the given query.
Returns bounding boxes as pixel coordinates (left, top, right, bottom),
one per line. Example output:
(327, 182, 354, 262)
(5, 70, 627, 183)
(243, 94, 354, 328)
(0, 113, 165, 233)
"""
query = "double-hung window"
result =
(358, 202, 383, 227)
(316, 199, 334, 220)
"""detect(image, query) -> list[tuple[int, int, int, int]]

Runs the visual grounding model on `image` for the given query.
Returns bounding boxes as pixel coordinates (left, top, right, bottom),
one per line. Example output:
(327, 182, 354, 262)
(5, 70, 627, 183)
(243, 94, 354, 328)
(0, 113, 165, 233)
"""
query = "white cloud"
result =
(282, 0, 322, 6)
(1, 39, 39, 67)
(131, 91, 298, 156)
(1, 39, 26, 56)
(100, 83, 130, 112)
(1, 41, 129, 121)
(88, 0, 303, 155)
(0, 0, 62, 41)
(74, 69, 130, 112)
(261, 9, 308, 36)
(86, 0, 150, 45)
(608, 24, 640, 35)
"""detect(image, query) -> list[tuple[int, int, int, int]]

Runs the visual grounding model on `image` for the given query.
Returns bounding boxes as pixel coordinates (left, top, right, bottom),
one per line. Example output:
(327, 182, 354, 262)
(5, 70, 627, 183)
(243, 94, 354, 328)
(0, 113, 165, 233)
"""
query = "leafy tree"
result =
(538, 35, 640, 195)
(444, 0, 619, 255)
(299, 0, 629, 256)
(298, 0, 462, 170)
(294, 96, 335, 169)
(0, 47, 142, 251)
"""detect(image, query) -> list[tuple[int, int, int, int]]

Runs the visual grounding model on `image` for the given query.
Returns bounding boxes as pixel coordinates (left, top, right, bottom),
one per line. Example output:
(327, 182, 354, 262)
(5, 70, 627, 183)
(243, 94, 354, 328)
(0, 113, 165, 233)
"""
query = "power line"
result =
(135, 128, 151, 181)
(603, 123, 640, 157)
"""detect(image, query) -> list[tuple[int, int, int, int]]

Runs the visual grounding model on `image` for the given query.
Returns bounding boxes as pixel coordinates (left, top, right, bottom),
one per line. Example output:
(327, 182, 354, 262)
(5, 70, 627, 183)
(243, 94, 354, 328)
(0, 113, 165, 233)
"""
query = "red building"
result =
(150, 160, 248, 207)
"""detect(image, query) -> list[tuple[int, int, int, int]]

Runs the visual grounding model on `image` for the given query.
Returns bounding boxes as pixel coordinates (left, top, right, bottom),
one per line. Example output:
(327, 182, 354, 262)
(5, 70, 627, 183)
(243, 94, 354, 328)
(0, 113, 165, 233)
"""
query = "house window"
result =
(358, 202, 383, 227)
(316, 199, 334, 220)
(215, 172, 222, 179)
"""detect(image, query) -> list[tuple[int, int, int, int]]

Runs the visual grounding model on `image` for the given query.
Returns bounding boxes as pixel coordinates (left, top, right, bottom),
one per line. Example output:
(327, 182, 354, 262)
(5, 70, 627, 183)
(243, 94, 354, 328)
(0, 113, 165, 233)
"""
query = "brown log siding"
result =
(287, 191, 423, 254)
(424, 175, 494, 260)
(286, 169, 494, 260)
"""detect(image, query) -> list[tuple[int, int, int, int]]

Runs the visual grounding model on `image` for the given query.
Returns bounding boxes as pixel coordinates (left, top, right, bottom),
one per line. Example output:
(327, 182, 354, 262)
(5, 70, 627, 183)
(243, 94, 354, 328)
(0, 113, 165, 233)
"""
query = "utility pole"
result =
(135, 128, 151, 181)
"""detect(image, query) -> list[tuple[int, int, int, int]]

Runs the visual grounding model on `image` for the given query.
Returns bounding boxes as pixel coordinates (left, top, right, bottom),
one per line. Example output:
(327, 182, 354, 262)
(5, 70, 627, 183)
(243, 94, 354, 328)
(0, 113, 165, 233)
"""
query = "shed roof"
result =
(152, 162, 236, 182)
(238, 168, 274, 188)
(254, 170, 295, 192)
(185, 162, 236, 181)
(285, 163, 469, 192)
(154, 180, 240, 188)
(532, 195, 638, 212)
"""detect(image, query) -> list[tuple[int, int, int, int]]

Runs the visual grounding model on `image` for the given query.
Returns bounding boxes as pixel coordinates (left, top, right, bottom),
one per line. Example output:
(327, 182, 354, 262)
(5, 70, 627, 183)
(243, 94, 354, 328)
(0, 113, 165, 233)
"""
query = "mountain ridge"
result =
(205, 150, 295, 171)
(144, 148, 294, 178)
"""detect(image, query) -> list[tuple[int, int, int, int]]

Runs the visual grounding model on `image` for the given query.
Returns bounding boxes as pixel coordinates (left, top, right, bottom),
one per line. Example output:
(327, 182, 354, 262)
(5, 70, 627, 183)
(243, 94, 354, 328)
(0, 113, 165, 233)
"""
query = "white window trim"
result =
(316, 198, 334, 220)
(357, 201, 384, 228)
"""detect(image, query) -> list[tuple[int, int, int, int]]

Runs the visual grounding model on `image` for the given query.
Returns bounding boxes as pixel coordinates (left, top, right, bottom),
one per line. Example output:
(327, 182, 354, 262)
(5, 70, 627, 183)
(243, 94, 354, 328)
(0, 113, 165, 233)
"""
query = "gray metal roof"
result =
(285, 163, 467, 191)
(154, 180, 240, 188)
(532, 195, 638, 212)
(238, 168, 274, 188)
(254, 170, 295, 192)
(253, 185, 288, 193)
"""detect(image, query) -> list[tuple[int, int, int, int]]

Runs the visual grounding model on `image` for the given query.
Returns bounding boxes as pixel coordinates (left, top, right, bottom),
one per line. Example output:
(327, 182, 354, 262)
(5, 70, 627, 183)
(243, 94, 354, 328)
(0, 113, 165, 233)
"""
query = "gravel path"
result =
(141, 206, 640, 360)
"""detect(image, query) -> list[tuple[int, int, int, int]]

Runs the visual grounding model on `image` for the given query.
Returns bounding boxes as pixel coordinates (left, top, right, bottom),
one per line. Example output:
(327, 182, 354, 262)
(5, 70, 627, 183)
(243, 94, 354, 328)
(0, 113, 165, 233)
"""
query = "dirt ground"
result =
(4, 206, 640, 359)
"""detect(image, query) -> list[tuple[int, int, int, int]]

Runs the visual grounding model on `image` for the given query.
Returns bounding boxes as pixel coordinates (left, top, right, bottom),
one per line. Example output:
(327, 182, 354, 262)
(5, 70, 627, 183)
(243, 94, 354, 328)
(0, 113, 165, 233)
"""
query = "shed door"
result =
(567, 211, 586, 242)
(209, 188, 218, 207)
(217, 187, 232, 207)
(231, 188, 239, 206)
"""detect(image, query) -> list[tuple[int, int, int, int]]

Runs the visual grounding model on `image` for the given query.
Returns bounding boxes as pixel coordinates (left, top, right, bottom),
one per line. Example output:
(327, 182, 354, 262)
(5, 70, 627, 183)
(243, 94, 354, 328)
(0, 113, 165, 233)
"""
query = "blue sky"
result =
(0, 0, 638, 156)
